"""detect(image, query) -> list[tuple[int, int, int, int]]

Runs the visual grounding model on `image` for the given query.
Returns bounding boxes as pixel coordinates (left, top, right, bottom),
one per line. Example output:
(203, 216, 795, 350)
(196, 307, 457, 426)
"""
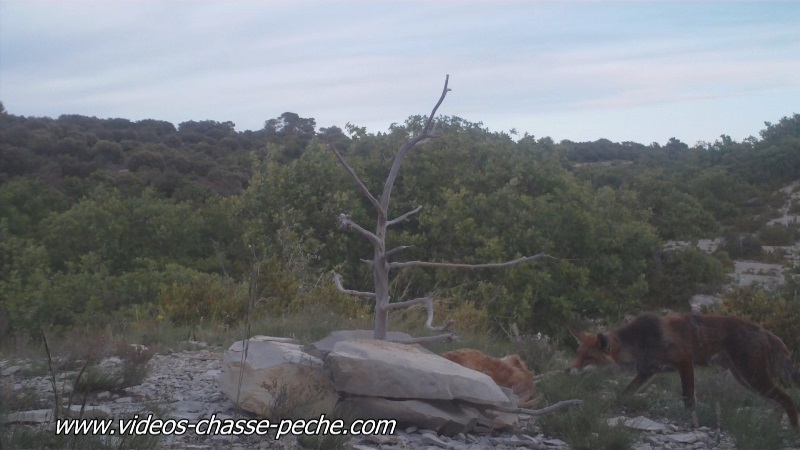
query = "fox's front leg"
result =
(624, 371, 655, 395)
(676, 362, 696, 408)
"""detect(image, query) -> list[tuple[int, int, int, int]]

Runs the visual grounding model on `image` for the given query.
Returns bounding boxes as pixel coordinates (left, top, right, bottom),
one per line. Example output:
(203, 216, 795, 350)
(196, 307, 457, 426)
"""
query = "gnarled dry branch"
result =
(328, 145, 382, 214)
(384, 245, 412, 260)
(337, 214, 382, 248)
(380, 75, 450, 213)
(390, 332, 458, 344)
(387, 206, 423, 227)
(331, 271, 376, 298)
(488, 399, 584, 417)
(389, 253, 553, 271)
(382, 296, 454, 332)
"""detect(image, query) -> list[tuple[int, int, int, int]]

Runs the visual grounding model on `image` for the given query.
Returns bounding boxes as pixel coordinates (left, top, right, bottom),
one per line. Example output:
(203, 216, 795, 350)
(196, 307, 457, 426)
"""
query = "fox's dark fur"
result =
(570, 312, 800, 428)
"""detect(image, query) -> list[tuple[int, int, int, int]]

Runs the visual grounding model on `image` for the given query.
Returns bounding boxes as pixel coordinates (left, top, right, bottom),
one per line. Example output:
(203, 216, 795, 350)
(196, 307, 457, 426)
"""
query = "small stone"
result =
(664, 431, 707, 444)
(169, 411, 201, 421)
(350, 445, 379, 450)
(361, 434, 394, 445)
(4, 409, 54, 423)
(68, 405, 111, 419)
(645, 435, 660, 445)
(2, 365, 22, 376)
(421, 433, 450, 449)
(464, 434, 479, 443)
(171, 400, 205, 412)
(623, 416, 668, 432)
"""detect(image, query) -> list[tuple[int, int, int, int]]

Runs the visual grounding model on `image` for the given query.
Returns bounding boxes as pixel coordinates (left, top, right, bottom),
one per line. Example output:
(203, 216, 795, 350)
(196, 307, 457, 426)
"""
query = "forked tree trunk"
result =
(330, 75, 551, 341)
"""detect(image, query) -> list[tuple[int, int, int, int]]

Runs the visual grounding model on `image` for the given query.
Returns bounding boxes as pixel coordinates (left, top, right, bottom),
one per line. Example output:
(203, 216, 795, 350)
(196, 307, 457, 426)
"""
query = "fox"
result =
(442, 348, 537, 407)
(569, 312, 800, 428)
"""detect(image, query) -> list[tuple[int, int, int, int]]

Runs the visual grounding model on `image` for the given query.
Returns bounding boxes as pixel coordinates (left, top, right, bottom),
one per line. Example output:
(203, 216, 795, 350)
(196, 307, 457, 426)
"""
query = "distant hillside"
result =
(1, 105, 799, 339)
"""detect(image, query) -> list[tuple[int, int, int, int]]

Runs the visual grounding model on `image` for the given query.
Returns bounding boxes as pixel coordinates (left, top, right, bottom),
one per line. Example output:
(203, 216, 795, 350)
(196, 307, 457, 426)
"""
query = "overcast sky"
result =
(2, 1, 799, 145)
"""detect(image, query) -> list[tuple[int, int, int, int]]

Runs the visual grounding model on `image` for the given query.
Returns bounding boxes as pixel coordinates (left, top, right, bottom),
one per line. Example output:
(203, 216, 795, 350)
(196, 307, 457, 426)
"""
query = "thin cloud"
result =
(1, 1, 798, 144)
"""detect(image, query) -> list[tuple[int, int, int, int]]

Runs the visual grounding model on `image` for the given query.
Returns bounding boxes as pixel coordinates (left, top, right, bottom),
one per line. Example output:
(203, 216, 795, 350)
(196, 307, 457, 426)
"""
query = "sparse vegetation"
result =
(758, 223, 796, 246)
(1, 332, 159, 450)
(535, 370, 637, 450)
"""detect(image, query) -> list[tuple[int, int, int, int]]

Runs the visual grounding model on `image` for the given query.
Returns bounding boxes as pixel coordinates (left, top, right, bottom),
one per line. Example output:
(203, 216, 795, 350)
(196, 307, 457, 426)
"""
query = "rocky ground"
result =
(2, 345, 748, 450)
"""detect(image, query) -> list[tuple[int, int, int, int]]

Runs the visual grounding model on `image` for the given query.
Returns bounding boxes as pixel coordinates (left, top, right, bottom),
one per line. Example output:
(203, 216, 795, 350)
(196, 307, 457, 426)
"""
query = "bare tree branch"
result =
(385, 245, 413, 260)
(387, 206, 423, 227)
(359, 258, 374, 267)
(338, 214, 382, 248)
(488, 399, 584, 417)
(421, 74, 452, 135)
(331, 271, 376, 298)
(389, 253, 554, 271)
(381, 296, 430, 310)
(382, 296, 454, 332)
(391, 332, 458, 344)
(428, 319, 454, 332)
(380, 75, 450, 213)
(327, 145, 382, 214)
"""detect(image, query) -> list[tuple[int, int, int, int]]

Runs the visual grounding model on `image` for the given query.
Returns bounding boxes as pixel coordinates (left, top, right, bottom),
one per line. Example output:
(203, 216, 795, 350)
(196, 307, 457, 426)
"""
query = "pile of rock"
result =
(218, 331, 521, 436)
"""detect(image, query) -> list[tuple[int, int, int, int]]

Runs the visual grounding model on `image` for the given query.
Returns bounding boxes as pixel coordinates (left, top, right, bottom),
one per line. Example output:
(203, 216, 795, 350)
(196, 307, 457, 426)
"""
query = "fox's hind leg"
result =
(734, 366, 799, 428)
(757, 382, 797, 428)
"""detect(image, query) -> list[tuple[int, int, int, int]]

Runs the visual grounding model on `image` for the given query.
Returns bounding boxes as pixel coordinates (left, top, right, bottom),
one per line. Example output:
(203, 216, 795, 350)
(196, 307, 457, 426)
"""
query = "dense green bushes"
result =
(647, 248, 728, 309)
(1, 110, 799, 340)
(720, 284, 800, 363)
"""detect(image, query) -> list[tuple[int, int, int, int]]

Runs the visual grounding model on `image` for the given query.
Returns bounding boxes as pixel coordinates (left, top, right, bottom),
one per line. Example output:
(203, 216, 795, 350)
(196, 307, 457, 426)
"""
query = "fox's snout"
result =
(567, 358, 598, 375)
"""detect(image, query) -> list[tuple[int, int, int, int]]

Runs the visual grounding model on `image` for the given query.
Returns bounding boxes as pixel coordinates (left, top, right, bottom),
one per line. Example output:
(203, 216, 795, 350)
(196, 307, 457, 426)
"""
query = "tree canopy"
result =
(1, 105, 798, 339)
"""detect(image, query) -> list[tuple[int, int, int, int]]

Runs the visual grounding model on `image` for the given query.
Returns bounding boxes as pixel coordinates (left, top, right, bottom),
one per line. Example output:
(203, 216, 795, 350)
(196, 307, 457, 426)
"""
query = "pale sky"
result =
(2, 1, 799, 145)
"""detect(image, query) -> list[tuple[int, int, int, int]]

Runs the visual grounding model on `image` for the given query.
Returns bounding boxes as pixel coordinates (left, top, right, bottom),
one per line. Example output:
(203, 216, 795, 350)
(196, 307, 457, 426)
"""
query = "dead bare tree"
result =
(329, 75, 552, 342)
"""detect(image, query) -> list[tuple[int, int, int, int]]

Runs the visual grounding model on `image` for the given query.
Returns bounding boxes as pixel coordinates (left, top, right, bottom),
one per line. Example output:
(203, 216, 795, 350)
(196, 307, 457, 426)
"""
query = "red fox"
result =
(570, 312, 800, 428)
(442, 348, 537, 407)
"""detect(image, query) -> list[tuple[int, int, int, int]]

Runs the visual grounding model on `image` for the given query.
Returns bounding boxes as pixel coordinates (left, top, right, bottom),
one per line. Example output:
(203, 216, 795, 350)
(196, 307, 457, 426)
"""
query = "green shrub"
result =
(758, 223, 795, 246)
(647, 248, 727, 309)
(157, 269, 247, 326)
(720, 233, 763, 259)
(719, 287, 800, 363)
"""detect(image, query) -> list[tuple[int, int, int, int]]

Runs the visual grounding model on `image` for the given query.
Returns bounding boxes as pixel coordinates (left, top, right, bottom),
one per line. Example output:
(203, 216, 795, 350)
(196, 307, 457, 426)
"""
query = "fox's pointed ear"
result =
(597, 333, 611, 352)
